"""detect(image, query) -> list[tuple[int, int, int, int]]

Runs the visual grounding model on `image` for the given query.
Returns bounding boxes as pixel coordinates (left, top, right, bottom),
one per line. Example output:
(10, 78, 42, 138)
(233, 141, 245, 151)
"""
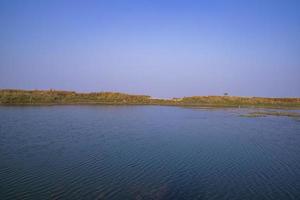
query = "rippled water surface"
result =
(0, 106, 300, 200)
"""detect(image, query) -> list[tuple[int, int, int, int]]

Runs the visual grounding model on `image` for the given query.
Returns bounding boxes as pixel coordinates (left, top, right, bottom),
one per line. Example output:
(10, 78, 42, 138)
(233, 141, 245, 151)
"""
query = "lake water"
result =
(0, 106, 299, 200)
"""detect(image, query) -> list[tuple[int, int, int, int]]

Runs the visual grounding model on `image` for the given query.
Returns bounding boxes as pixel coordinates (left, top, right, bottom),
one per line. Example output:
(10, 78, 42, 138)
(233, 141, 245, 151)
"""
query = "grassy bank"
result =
(1, 89, 300, 108)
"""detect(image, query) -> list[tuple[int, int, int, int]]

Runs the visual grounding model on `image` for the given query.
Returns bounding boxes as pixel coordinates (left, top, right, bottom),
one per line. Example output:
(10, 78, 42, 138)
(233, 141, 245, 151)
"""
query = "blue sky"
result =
(0, 0, 299, 97)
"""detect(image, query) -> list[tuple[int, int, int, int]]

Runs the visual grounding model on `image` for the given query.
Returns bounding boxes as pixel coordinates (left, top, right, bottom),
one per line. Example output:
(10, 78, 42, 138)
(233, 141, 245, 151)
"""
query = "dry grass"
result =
(1, 89, 300, 108)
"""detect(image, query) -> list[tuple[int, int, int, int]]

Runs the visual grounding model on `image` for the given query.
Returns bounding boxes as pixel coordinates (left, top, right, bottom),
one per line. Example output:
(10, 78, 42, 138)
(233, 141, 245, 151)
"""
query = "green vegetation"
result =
(1, 89, 300, 108)
(0, 89, 152, 105)
(179, 96, 300, 108)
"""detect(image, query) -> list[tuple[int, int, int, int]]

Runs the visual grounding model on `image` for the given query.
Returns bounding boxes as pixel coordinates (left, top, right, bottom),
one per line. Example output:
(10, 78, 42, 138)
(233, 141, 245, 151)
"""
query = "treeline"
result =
(1, 89, 300, 108)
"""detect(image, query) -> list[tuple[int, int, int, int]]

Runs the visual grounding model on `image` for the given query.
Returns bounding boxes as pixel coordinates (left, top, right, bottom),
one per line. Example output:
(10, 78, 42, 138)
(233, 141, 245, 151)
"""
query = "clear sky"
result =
(0, 0, 299, 98)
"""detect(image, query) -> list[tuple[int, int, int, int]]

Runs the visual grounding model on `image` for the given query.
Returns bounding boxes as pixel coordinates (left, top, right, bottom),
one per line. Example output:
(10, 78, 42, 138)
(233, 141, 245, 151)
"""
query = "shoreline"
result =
(1, 89, 300, 109)
(1, 102, 300, 110)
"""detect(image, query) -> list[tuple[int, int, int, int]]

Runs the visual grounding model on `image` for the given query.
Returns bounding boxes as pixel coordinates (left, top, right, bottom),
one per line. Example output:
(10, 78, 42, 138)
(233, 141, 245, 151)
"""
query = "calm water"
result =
(0, 106, 299, 200)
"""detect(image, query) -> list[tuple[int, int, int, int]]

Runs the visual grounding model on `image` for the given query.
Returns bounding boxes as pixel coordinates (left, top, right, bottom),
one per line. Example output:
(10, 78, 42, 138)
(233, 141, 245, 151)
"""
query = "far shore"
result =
(1, 89, 300, 109)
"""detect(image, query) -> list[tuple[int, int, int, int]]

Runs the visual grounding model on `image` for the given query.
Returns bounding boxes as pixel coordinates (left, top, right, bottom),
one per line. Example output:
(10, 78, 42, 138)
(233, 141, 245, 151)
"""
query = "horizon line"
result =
(1, 88, 300, 99)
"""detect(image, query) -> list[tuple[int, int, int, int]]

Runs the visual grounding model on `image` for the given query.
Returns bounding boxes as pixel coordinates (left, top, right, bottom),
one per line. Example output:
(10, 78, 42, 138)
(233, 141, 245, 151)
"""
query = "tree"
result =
(224, 93, 228, 96)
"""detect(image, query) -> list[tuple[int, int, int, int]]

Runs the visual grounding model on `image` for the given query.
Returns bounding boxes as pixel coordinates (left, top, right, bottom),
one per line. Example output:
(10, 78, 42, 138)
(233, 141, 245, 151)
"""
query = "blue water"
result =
(0, 106, 299, 200)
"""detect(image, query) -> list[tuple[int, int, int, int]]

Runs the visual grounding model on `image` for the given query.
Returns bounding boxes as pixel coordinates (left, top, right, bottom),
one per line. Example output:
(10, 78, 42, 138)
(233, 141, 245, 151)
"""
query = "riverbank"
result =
(1, 89, 300, 109)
